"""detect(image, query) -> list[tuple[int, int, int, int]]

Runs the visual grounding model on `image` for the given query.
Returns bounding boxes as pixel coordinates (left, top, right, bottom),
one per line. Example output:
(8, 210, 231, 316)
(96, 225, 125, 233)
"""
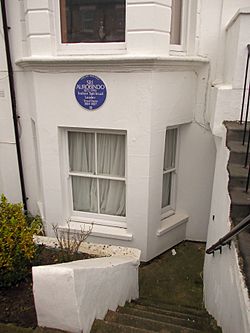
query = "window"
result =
(161, 128, 177, 217)
(170, 0, 183, 45)
(60, 0, 125, 43)
(68, 130, 126, 220)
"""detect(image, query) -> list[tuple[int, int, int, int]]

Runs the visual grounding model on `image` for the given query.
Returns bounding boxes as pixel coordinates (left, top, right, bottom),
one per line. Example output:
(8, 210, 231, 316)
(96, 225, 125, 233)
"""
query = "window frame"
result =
(161, 127, 179, 220)
(54, 0, 127, 55)
(63, 128, 127, 228)
(170, 0, 188, 54)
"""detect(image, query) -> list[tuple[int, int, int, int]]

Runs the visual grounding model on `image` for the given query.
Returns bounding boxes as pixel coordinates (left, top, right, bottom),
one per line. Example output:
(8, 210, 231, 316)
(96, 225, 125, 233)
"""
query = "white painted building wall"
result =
(1, 0, 248, 264)
(1, 0, 250, 329)
(0, 8, 22, 203)
(204, 4, 250, 333)
(0, 0, 218, 261)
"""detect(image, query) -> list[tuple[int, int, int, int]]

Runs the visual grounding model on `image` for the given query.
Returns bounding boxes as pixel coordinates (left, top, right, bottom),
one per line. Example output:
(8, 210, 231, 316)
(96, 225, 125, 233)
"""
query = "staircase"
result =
(90, 242, 222, 333)
(91, 299, 221, 333)
(225, 121, 250, 292)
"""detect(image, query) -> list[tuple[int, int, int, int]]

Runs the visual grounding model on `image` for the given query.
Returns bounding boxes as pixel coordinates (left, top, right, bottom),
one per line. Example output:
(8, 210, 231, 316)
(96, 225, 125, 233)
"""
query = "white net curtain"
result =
(161, 128, 177, 209)
(68, 131, 126, 216)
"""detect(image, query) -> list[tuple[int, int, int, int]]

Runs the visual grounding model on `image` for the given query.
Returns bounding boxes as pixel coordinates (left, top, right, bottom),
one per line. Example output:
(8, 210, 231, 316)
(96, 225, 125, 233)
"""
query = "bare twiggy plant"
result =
(52, 221, 93, 261)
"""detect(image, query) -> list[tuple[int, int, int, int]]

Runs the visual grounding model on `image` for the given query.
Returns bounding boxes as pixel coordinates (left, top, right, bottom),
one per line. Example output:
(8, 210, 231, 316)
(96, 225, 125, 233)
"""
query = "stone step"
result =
(227, 141, 249, 165)
(105, 310, 202, 333)
(230, 187, 250, 205)
(227, 163, 249, 188)
(230, 187, 250, 219)
(224, 121, 249, 142)
(117, 306, 206, 330)
(91, 319, 156, 333)
(125, 303, 207, 322)
(134, 299, 208, 318)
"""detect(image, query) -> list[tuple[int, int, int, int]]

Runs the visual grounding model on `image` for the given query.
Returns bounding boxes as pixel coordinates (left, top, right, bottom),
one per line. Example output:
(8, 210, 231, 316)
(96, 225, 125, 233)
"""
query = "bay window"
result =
(161, 128, 178, 217)
(60, 0, 126, 43)
(68, 130, 126, 221)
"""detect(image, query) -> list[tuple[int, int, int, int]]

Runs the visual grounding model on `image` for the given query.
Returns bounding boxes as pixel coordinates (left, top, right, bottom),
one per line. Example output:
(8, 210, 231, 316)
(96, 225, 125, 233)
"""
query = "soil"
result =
(0, 245, 96, 328)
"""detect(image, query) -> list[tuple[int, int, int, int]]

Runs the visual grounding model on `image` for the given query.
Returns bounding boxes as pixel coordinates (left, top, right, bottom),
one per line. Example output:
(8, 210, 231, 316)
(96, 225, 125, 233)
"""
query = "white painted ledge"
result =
(33, 237, 141, 333)
(157, 212, 189, 237)
(15, 54, 209, 71)
(34, 235, 139, 260)
(59, 222, 133, 241)
(226, 7, 250, 30)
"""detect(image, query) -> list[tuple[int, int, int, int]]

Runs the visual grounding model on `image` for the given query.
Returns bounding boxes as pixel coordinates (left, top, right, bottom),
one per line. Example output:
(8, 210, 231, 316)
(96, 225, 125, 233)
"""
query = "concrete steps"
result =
(90, 242, 221, 333)
(91, 300, 221, 333)
(224, 121, 250, 291)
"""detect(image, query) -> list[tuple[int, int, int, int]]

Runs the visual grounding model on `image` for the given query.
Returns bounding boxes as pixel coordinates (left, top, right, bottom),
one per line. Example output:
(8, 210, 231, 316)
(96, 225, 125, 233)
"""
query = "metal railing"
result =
(240, 44, 250, 192)
(206, 214, 250, 255)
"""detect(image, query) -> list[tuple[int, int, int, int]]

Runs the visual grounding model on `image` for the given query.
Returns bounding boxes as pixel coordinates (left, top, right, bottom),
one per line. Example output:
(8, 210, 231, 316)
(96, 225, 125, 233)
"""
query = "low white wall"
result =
(33, 237, 140, 333)
(204, 132, 250, 333)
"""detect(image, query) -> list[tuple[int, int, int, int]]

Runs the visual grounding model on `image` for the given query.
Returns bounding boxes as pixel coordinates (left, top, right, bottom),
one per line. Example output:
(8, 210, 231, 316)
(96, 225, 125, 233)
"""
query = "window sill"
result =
(15, 55, 209, 71)
(64, 220, 133, 241)
(156, 212, 189, 237)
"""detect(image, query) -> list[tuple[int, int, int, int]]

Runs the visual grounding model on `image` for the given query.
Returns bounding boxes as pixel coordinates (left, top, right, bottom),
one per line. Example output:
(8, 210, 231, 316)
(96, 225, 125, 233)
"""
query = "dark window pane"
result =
(60, 0, 125, 43)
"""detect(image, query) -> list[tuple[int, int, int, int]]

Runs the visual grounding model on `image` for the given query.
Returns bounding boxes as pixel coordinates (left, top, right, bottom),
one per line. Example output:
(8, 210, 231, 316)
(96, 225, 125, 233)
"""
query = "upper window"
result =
(170, 0, 182, 45)
(60, 0, 125, 43)
(68, 130, 126, 220)
(161, 128, 178, 218)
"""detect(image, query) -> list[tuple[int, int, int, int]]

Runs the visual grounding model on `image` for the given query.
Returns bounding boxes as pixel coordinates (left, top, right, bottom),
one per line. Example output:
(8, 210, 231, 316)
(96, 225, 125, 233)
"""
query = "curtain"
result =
(163, 129, 177, 171)
(162, 173, 172, 208)
(69, 132, 126, 216)
(162, 128, 177, 209)
(68, 132, 94, 173)
(97, 133, 125, 176)
(72, 176, 97, 213)
(97, 133, 126, 216)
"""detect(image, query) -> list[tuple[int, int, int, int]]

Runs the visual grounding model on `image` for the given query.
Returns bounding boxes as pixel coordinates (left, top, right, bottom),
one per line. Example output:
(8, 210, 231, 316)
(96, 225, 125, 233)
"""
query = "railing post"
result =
(243, 82, 250, 145)
(240, 44, 250, 124)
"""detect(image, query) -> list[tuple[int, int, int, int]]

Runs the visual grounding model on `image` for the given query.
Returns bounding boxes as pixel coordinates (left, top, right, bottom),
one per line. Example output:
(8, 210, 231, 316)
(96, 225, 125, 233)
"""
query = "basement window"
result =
(67, 129, 126, 227)
(161, 128, 178, 219)
(60, 0, 125, 43)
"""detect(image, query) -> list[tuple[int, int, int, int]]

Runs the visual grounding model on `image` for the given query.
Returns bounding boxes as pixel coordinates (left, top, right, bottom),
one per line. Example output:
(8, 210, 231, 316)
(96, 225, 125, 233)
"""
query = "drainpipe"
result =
(1, 0, 27, 211)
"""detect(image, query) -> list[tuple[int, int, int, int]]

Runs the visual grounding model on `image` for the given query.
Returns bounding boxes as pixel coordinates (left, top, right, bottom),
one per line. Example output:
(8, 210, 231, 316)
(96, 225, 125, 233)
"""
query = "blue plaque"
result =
(75, 75, 107, 110)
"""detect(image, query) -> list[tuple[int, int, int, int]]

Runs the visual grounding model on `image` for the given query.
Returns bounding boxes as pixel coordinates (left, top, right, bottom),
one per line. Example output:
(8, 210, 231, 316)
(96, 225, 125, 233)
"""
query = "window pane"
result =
(60, 0, 125, 43)
(68, 132, 94, 173)
(161, 173, 172, 208)
(99, 179, 126, 216)
(163, 129, 177, 171)
(72, 176, 97, 212)
(170, 0, 182, 45)
(97, 133, 125, 177)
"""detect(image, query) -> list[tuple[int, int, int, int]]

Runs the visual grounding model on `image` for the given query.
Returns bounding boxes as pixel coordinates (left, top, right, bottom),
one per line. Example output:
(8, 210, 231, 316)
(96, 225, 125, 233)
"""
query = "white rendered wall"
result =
(204, 130, 250, 333)
(3, 0, 218, 261)
(0, 7, 22, 203)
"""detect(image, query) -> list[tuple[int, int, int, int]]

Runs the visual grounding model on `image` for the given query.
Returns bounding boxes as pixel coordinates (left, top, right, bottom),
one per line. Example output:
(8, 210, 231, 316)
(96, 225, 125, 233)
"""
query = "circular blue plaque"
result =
(75, 75, 107, 110)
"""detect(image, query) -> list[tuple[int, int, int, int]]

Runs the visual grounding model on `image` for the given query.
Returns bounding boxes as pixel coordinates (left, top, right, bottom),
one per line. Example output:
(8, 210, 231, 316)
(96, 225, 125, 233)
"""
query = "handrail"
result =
(206, 214, 250, 255)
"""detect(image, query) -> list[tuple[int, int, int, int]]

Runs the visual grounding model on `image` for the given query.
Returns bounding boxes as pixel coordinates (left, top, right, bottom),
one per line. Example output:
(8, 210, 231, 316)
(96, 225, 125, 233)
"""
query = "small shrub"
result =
(52, 220, 93, 262)
(25, 212, 44, 235)
(0, 194, 37, 287)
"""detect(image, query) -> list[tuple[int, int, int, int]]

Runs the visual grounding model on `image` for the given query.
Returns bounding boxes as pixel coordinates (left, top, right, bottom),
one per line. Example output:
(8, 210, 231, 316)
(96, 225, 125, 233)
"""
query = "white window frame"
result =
(54, 1, 127, 55)
(170, 0, 199, 56)
(161, 127, 179, 220)
(61, 128, 127, 228)
(170, 0, 188, 53)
